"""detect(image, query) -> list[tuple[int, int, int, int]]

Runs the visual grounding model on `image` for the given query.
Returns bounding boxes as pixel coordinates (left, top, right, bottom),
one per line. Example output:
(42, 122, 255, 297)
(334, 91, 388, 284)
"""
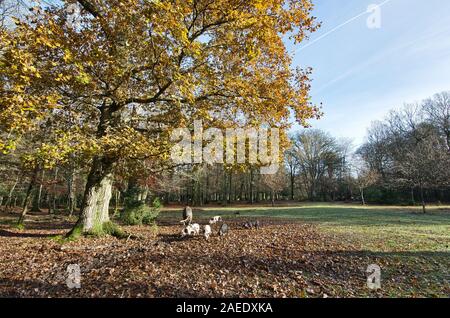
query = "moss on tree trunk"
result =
(67, 158, 126, 239)
(81, 172, 112, 233)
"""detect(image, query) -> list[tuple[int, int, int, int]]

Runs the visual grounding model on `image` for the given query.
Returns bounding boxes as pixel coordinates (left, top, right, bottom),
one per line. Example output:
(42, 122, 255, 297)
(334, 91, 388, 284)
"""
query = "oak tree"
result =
(0, 0, 320, 237)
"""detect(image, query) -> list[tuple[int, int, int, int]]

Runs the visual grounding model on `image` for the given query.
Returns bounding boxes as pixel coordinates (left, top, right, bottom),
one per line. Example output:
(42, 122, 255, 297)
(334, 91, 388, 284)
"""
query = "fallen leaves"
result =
(0, 213, 448, 298)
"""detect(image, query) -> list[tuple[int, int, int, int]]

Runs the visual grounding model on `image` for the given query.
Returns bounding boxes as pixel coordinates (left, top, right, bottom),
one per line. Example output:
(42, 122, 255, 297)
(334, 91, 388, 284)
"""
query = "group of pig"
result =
(179, 206, 228, 240)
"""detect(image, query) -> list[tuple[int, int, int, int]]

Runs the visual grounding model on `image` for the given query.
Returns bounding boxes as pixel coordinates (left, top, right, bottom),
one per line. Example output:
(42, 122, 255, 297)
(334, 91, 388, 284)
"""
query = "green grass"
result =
(161, 203, 450, 252)
(161, 203, 450, 296)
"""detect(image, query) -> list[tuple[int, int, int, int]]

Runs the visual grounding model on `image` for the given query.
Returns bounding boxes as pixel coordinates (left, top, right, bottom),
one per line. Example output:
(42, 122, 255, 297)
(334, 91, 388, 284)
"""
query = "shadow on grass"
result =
(0, 278, 82, 298)
(0, 229, 60, 238)
(159, 233, 185, 244)
(18, 221, 73, 231)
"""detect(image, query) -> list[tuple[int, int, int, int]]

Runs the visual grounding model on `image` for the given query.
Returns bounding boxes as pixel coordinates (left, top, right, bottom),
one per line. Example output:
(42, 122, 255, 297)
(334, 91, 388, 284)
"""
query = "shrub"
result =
(120, 198, 161, 226)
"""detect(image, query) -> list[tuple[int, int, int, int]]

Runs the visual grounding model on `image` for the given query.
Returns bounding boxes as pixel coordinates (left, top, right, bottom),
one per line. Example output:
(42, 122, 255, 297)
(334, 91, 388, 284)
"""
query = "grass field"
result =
(162, 203, 450, 251)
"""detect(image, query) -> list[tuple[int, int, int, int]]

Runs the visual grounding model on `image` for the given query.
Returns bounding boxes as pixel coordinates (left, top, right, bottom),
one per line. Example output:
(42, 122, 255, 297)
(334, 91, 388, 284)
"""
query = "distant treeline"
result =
(1, 92, 449, 214)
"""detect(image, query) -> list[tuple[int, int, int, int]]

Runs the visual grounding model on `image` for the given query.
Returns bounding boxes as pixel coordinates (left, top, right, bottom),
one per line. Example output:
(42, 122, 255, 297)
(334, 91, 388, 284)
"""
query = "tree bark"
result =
(249, 169, 254, 204)
(290, 173, 295, 200)
(31, 170, 44, 212)
(360, 187, 365, 205)
(420, 185, 426, 214)
(228, 172, 232, 204)
(67, 169, 77, 216)
(48, 168, 59, 214)
(114, 188, 121, 216)
(410, 187, 415, 205)
(222, 170, 228, 206)
(3, 175, 19, 213)
(67, 157, 114, 237)
(18, 168, 39, 225)
(309, 180, 316, 201)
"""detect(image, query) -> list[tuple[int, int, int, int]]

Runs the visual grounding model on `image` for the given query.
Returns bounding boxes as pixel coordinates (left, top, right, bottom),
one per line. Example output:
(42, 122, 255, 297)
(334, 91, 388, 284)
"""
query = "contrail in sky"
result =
(295, 0, 394, 53)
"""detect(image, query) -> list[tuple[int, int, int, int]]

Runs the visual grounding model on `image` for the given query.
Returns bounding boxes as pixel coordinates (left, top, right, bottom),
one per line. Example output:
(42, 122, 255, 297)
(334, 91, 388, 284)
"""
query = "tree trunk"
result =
(67, 169, 76, 216)
(309, 181, 316, 201)
(49, 168, 59, 214)
(114, 189, 121, 216)
(446, 130, 450, 152)
(31, 170, 44, 212)
(290, 172, 295, 200)
(4, 175, 19, 213)
(67, 100, 129, 238)
(249, 169, 254, 204)
(420, 185, 426, 213)
(67, 157, 114, 237)
(228, 172, 232, 204)
(360, 187, 365, 205)
(18, 168, 38, 225)
(410, 187, 415, 205)
(222, 171, 228, 206)
(137, 185, 149, 203)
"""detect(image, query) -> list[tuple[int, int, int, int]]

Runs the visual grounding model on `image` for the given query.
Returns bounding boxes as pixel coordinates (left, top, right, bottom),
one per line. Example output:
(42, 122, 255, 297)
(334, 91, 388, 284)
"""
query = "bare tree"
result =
(261, 170, 287, 207)
(285, 148, 298, 200)
(397, 134, 450, 213)
(353, 158, 379, 205)
(358, 121, 392, 181)
(292, 130, 344, 200)
(423, 91, 450, 151)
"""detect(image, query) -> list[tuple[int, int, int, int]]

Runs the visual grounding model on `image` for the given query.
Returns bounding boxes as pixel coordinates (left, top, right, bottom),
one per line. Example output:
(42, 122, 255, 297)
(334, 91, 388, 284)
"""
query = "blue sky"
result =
(288, 0, 450, 146)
